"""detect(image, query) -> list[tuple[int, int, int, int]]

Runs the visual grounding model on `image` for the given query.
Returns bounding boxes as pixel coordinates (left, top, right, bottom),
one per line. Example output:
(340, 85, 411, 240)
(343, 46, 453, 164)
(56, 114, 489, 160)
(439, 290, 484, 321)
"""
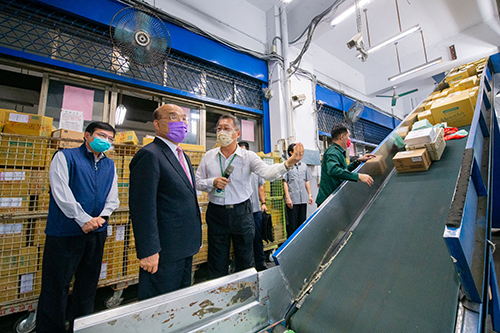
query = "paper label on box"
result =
(412, 157, 423, 162)
(0, 223, 4, 235)
(107, 225, 113, 236)
(116, 226, 125, 241)
(99, 262, 107, 280)
(9, 113, 30, 123)
(0, 172, 26, 181)
(20, 273, 34, 293)
(13, 223, 22, 234)
(0, 198, 23, 207)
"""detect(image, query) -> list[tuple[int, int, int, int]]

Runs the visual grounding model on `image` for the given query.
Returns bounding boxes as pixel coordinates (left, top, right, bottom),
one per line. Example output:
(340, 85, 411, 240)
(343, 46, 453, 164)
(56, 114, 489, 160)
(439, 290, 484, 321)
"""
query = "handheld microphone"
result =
(216, 165, 234, 193)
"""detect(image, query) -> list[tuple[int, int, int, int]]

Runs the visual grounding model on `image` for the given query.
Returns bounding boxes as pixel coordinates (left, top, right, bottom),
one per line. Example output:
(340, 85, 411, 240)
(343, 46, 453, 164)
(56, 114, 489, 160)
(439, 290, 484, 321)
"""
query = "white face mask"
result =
(217, 130, 234, 147)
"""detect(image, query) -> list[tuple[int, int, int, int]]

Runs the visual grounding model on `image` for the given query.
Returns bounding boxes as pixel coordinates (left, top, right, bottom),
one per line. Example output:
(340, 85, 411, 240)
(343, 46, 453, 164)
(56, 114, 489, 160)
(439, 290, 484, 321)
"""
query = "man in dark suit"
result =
(129, 104, 202, 300)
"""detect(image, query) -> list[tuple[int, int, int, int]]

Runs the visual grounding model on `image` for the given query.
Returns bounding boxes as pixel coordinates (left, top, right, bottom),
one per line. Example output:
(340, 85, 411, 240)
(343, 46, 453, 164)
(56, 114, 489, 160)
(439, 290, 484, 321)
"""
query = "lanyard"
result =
(219, 153, 236, 177)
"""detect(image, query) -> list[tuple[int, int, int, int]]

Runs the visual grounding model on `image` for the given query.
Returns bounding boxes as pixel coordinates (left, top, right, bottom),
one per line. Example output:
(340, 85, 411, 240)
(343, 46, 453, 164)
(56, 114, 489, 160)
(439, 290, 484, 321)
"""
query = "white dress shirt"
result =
(49, 150, 119, 227)
(196, 146, 288, 205)
(156, 136, 192, 184)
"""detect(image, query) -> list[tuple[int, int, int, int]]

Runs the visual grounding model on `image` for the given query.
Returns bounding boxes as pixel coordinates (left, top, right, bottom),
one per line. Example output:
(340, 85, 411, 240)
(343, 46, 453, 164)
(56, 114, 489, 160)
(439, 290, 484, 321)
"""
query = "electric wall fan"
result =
(345, 101, 365, 124)
(376, 87, 418, 107)
(110, 6, 171, 68)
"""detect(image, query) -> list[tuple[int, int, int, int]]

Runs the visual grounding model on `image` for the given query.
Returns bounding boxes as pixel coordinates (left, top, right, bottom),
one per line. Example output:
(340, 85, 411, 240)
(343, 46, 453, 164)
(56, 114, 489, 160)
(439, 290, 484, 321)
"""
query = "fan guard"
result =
(110, 7, 171, 68)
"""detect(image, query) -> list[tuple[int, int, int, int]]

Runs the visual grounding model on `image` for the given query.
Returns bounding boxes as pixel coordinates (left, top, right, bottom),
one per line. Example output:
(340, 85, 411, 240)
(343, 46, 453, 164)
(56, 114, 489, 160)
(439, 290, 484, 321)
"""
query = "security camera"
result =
(347, 33, 363, 49)
(292, 94, 306, 103)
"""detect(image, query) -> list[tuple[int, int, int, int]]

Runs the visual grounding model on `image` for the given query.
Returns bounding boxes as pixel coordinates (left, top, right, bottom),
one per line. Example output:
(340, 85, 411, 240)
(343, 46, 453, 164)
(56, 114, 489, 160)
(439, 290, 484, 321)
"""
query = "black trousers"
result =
(138, 255, 193, 301)
(252, 211, 267, 271)
(36, 232, 106, 333)
(207, 200, 255, 279)
(286, 203, 307, 237)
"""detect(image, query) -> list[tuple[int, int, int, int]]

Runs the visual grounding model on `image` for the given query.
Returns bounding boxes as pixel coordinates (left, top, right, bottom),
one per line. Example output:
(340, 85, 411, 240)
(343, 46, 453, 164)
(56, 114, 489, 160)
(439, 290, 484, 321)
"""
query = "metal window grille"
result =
(0, 0, 264, 111)
(317, 103, 392, 145)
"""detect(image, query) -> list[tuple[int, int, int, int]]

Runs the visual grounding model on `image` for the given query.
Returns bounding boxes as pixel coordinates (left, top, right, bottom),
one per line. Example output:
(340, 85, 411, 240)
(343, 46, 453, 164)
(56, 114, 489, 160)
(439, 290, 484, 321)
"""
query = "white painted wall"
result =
(148, 0, 268, 53)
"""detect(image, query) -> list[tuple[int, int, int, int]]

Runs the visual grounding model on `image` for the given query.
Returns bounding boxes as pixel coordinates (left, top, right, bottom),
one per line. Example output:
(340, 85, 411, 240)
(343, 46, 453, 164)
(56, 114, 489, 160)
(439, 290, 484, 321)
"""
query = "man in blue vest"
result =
(37, 122, 119, 333)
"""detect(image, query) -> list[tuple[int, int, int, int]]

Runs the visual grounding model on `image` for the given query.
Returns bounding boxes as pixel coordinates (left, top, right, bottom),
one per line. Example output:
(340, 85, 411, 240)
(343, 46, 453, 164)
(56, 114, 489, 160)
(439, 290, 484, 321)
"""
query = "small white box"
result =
(404, 127, 437, 146)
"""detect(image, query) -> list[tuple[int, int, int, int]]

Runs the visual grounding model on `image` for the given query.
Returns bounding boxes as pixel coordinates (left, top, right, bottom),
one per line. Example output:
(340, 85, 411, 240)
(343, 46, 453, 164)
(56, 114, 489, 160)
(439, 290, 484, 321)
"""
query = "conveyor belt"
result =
(290, 135, 469, 332)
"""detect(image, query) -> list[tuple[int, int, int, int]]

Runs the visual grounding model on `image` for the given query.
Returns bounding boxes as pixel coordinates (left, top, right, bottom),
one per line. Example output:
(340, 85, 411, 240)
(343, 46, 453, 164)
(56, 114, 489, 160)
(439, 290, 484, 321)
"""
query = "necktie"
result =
(176, 146, 193, 186)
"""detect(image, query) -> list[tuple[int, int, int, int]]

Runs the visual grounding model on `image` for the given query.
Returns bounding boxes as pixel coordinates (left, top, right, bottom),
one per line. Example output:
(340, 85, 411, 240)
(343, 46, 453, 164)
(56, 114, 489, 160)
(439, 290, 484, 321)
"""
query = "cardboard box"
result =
(115, 131, 139, 145)
(468, 87, 479, 106)
(0, 170, 31, 213)
(0, 136, 48, 168)
(417, 112, 435, 125)
(0, 109, 15, 128)
(0, 223, 25, 252)
(18, 246, 38, 275)
(430, 91, 475, 127)
(51, 129, 84, 149)
(401, 112, 418, 130)
(0, 275, 18, 302)
(393, 148, 432, 173)
(364, 155, 387, 175)
(2, 111, 53, 137)
(395, 126, 409, 139)
(404, 127, 437, 146)
(45, 148, 58, 168)
(0, 249, 20, 277)
(142, 136, 154, 146)
(445, 70, 470, 85)
(458, 76, 478, 91)
(406, 128, 446, 161)
(29, 170, 49, 196)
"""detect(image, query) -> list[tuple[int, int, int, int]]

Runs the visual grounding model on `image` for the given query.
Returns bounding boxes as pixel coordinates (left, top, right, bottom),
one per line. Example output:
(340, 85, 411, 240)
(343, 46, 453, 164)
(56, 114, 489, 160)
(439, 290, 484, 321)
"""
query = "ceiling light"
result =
(388, 57, 443, 82)
(115, 104, 127, 126)
(331, 0, 374, 26)
(281, 0, 293, 4)
(366, 25, 421, 54)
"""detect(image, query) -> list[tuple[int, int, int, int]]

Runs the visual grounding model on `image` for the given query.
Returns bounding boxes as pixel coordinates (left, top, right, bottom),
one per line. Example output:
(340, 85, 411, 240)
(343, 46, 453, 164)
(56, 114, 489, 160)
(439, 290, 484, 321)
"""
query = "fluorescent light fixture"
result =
(388, 57, 443, 82)
(115, 104, 127, 126)
(281, 0, 293, 4)
(331, 0, 374, 26)
(366, 25, 421, 54)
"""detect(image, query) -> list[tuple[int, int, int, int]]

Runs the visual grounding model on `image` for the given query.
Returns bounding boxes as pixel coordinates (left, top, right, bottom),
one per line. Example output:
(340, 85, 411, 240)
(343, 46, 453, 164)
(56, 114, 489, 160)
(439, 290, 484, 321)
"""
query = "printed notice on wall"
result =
(241, 120, 255, 142)
(20, 273, 34, 293)
(60, 109, 84, 132)
(62, 85, 94, 121)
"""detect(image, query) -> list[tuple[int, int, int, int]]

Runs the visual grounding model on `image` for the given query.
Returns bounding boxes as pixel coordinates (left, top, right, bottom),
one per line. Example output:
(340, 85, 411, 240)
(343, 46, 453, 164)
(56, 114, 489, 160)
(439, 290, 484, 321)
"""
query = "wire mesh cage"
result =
(0, 135, 288, 315)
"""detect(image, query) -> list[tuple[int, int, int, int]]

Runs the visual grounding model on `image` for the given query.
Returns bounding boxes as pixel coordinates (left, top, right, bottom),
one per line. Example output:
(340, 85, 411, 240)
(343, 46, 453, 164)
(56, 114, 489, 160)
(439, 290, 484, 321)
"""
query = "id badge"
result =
(214, 189, 226, 198)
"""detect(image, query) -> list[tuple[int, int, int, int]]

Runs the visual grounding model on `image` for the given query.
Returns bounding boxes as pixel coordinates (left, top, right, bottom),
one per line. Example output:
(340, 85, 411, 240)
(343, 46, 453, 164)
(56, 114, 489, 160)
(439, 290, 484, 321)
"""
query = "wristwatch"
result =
(261, 202, 266, 205)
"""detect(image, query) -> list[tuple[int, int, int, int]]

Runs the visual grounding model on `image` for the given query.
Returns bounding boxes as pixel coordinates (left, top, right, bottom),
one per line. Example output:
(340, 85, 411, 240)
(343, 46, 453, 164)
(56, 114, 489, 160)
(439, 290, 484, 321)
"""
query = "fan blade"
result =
(391, 98, 397, 107)
(398, 88, 419, 97)
(376, 95, 393, 98)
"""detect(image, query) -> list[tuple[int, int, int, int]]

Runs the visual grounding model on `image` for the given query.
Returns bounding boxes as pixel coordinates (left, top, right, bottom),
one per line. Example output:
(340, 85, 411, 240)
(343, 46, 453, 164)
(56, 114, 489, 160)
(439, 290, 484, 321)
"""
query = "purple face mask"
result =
(166, 121, 188, 143)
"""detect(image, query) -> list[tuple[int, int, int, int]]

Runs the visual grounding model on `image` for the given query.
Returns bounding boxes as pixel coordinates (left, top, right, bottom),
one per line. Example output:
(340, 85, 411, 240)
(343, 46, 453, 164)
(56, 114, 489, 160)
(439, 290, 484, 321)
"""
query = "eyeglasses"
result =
(159, 115, 189, 124)
(94, 131, 114, 143)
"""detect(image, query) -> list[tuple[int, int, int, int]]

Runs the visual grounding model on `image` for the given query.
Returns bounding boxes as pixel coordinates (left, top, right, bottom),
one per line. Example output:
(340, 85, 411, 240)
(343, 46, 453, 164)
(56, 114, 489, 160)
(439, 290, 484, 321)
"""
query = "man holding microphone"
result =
(196, 114, 304, 279)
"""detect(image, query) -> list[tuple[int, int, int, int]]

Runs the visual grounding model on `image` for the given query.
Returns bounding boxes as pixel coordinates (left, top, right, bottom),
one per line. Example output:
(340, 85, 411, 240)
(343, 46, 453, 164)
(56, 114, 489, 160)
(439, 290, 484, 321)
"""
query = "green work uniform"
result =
(316, 143, 361, 206)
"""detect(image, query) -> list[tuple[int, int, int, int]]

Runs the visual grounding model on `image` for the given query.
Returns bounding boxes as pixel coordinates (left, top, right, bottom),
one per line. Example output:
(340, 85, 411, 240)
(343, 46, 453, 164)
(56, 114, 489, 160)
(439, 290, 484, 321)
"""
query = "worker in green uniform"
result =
(316, 124, 376, 206)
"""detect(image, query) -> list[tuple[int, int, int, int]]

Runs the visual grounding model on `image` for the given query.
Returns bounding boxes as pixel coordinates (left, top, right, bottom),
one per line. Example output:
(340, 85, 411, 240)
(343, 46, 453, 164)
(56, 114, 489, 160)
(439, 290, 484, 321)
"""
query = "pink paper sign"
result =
(241, 119, 254, 142)
(62, 85, 95, 121)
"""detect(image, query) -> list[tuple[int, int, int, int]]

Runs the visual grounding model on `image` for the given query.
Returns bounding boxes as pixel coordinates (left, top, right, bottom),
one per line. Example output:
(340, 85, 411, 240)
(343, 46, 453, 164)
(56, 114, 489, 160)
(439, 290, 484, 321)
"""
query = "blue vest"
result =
(46, 144, 115, 236)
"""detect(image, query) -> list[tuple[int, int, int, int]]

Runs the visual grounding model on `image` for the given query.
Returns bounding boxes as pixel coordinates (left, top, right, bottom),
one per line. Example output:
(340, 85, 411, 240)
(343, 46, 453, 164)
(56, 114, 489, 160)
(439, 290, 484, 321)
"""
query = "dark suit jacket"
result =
(129, 138, 202, 262)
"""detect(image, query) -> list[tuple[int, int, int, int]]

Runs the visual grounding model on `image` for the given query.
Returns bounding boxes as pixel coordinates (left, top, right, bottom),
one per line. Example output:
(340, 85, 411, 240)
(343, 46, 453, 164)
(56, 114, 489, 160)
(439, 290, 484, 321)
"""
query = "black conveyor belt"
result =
(291, 135, 469, 332)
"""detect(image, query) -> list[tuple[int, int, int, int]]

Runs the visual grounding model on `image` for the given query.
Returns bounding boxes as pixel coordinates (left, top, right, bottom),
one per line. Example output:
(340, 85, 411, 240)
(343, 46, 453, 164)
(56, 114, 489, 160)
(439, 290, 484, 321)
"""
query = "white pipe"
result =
(280, 5, 293, 141)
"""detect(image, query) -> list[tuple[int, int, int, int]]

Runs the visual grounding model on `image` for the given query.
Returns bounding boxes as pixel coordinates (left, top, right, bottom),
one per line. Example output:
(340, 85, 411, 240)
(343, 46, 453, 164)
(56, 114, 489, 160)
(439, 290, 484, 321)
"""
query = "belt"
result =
(210, 199, 250, 210)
